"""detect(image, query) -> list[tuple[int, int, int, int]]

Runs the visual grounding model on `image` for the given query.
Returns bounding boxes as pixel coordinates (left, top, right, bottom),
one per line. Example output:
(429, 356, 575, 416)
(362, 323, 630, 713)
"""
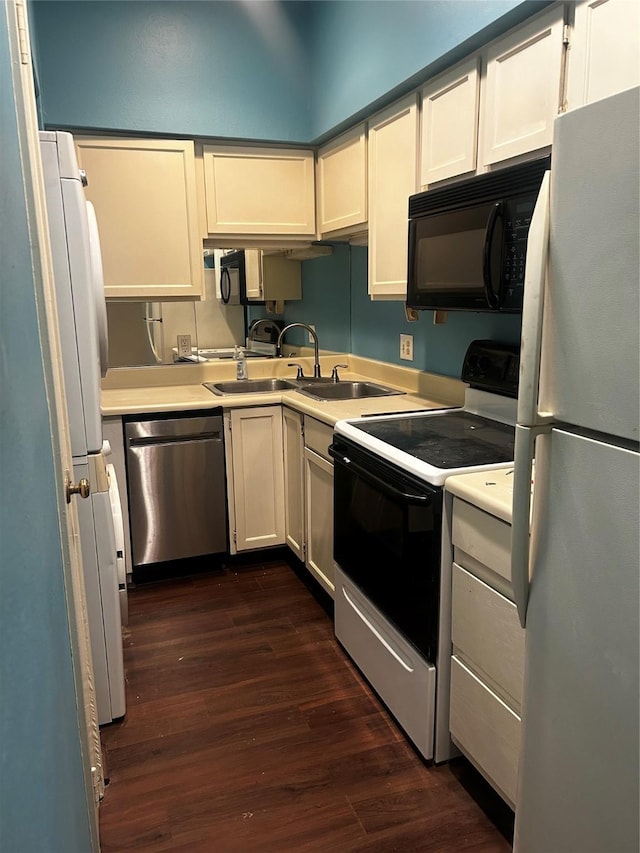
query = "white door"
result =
(514, 429, 639, 853)
(229, 407, 286, 552)
(367, 94, 419, 300)
(304, 447, 334, 596)
(539, 87, 639, 440)
(5, 1, 101, 845)
(567, 0, 640, 109)
(480, 7, 565, 166)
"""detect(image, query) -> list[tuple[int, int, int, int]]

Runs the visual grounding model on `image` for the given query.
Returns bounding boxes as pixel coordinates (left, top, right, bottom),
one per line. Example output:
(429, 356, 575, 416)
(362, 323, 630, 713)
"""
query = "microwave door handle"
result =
(220, 267, 231, 304)
(328, 445, 431, 505)
(482, 202, 503, 308)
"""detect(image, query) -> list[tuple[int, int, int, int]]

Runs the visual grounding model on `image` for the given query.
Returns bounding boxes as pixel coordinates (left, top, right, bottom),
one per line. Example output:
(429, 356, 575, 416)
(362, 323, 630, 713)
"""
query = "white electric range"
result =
(330, 340, 519, 763)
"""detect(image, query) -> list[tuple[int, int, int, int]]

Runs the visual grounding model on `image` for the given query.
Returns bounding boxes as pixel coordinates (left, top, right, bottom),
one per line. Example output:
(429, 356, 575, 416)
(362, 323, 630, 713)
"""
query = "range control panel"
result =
(461, 340, 520, 398)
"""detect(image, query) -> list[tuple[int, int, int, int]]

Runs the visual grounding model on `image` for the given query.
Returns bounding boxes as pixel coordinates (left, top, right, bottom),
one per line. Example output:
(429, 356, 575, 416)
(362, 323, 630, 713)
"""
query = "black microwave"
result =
(219, 250, 252, 305)
(406, 156, 550, 313)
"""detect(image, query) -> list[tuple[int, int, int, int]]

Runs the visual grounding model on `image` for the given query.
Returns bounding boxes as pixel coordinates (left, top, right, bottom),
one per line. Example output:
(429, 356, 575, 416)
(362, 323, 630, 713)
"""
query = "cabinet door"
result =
(282, 408, 305, 561)
(368, 94, 419, 300)
(203, 145, 315, 238)
(244, 250, 263, 300)
(420, 57, 480, 187)
(317, 124, 367, 236)
(567, 0, 640, 110)
(479, 7, 565, 166)
(75, 138, 203, 299)
(228, 407, 285, 552)
(304, 447, 334, 596)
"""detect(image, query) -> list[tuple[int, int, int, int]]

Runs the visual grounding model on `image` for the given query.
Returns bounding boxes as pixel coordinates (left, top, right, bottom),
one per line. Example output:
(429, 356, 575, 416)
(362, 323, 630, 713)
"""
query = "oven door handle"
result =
(328, 445, 432, 504)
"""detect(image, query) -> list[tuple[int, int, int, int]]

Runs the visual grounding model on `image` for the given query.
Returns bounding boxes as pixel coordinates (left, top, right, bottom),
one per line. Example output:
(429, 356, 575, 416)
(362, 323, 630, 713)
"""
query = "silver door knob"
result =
(65, 474, 91, 503)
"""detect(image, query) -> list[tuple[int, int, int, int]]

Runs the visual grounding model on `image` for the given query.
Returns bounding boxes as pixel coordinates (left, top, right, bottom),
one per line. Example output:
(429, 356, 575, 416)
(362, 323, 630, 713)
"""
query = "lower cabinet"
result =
(448, 496, 525, 809)
(304, 446, 334, 595)
(224, 406, 285, 553)
(282, 407, 305, 560)
(283, 409, 335, 596)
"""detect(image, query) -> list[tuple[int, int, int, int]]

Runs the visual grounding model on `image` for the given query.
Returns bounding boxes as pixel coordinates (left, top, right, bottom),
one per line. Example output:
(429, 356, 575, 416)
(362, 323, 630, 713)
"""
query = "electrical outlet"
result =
(308, 324, 316, 344)
(400, 334, 413, 361)
(177, 334, 192, 359)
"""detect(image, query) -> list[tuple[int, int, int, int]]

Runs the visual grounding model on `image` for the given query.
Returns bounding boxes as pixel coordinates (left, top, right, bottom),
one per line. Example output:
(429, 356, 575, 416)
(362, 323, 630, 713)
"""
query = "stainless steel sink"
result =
(203, 379, 297, 396)
(296, 381, 405, 401)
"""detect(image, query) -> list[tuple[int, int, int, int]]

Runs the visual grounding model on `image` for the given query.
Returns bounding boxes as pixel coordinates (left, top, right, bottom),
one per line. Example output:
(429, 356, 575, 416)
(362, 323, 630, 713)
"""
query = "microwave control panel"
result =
(502, 196, 536, 297)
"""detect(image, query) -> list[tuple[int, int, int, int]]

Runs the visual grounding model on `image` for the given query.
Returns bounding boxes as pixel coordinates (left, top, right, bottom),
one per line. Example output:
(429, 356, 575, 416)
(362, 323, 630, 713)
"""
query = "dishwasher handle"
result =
(125, 414, 223, 444)
(128, 430, 222, 448)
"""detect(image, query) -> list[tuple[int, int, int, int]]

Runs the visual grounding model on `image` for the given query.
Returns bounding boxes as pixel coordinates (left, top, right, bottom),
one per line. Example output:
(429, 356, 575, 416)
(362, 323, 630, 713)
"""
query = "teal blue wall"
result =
(32, 0, 312, 141)
(348, 248, 522, 377)
(1, 10, 94, 851)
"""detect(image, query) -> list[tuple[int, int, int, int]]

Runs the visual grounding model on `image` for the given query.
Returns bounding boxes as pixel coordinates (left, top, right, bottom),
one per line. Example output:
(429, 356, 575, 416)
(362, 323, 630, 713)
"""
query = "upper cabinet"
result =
(316, 123, 367, 238)
(75, 138, 203, 299)
(367, 94, 419, 300)
(420, 57, 480, 188)
(244, 250, 302, 303)
(479, 6, 566, 167)
(202, 145, 315, 241)
(566, 0, 640, 110)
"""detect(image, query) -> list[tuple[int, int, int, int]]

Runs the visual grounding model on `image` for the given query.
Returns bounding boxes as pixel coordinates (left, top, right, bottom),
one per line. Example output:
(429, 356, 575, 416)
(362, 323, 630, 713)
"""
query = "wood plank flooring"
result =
(99, 556, 514, 852)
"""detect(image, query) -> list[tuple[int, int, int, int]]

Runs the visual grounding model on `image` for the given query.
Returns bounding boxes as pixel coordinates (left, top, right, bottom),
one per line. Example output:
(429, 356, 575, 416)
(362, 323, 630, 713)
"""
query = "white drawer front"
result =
(452, 497, 511, 581)
(334, 566, 436, 761)
(304, 416, 333, 461)
(452, 563, 525, 709)
(450, 655, 521, 808)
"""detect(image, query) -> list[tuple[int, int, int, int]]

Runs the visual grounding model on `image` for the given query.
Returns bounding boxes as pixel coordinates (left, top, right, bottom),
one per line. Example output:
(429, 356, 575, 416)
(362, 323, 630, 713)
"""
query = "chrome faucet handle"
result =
(288, 362, 306, 380)
(331, 364, 348, 382)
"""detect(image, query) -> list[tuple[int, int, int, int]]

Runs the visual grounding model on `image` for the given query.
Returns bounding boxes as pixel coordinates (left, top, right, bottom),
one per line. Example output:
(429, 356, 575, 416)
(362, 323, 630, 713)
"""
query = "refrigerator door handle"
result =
(512, 423, 550, 627)
(518, 170, 553, 427)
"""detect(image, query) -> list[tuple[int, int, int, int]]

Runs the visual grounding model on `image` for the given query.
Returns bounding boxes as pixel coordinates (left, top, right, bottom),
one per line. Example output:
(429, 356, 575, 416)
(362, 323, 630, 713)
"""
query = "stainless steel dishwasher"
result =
(125, 413, 227, 568)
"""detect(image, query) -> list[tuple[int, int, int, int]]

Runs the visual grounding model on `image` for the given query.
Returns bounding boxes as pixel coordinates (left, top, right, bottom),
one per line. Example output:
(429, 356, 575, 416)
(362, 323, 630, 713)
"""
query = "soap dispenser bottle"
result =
(236, 347, 248, 380)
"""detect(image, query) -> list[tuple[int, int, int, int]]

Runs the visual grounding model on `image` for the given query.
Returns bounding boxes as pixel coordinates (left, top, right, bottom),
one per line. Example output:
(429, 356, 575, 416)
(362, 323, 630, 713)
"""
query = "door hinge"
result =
(558, 23, 571, 114)
(233, 530, 237, 544)
(15, 1, 30, 64)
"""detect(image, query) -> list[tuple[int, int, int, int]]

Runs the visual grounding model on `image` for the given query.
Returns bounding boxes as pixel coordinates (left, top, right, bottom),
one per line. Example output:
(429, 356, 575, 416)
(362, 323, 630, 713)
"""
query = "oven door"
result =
(330, 437, 442, 663)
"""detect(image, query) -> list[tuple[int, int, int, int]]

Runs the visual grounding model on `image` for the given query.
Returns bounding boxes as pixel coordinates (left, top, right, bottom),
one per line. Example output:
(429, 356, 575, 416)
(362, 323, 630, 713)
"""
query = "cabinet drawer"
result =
(304, 416, 333, 461)
(452, 563, 524, 708)
(450, 655, 521, 808)
(452, 497, 511, 581)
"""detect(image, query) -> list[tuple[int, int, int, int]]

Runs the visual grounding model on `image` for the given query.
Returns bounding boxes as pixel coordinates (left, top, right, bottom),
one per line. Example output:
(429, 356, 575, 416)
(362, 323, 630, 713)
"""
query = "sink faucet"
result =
(247, 318, 274, 348)
(276, 323, 321, 379)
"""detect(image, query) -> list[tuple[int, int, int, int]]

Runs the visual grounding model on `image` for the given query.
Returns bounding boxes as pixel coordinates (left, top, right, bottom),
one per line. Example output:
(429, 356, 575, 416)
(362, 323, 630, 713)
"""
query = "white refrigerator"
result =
(40, 131, 126, 725)
(511, 87, 639, 852)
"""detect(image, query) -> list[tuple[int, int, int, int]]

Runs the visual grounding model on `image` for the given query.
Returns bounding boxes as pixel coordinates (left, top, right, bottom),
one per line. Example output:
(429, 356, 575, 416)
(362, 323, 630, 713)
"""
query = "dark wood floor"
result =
(99, 556, 513, 852)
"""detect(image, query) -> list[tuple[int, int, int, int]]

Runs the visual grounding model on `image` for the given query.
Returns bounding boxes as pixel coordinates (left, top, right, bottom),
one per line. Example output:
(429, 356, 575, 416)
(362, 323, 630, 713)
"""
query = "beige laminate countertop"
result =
(101, 355, 466, 428)
(445, 467, 517, 524)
